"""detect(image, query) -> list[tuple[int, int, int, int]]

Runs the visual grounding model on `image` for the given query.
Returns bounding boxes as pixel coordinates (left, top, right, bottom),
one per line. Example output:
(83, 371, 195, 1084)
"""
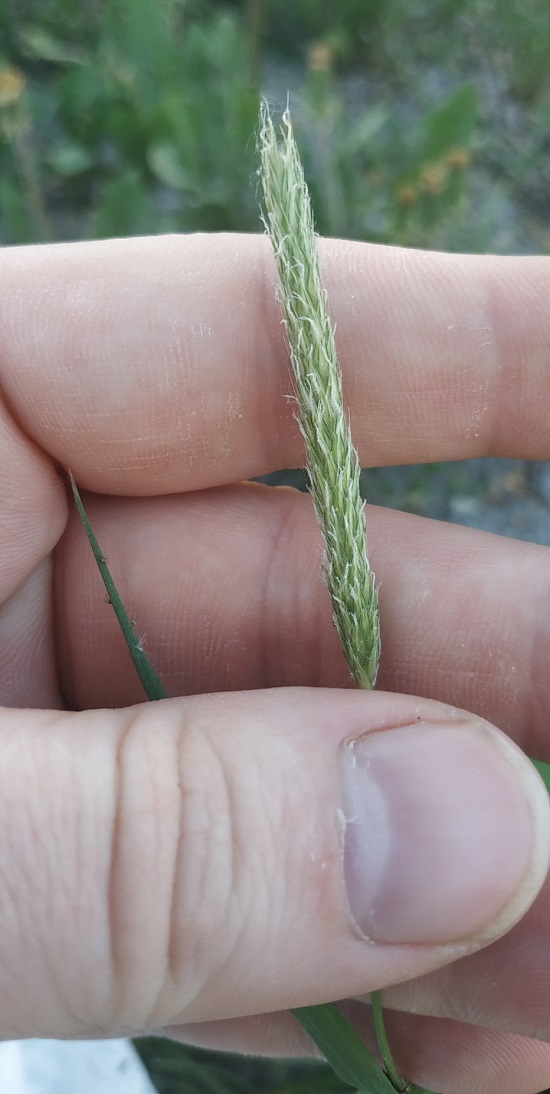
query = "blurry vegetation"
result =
(133, 1036, 354, 1093)
(2, 1, 550, 1089)
(1, 0, 550, 250)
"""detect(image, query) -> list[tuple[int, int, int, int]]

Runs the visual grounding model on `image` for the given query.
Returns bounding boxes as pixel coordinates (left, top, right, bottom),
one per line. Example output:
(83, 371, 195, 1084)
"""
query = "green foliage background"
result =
(2, 0, 550, 253)
(2, 1, 550, 1090)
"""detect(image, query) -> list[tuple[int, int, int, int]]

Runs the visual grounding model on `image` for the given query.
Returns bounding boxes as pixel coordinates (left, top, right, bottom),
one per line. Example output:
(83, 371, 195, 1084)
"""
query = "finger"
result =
(164, 1009, 550, 1094)
(381, 885, 550, 1044)
(350, 1004, 550, 1094)
(170, 1007, 550, 1094)
(0, 690, 545, 1038)
(0, 397, 66, 601)
(1, 236, 550, 493)
(0, 559, 61, 708)
(56, 484, 550, 758)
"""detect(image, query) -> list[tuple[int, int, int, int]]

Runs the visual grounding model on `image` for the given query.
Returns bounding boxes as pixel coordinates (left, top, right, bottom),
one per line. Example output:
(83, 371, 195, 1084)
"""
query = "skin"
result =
(1, 233, 550, 1093)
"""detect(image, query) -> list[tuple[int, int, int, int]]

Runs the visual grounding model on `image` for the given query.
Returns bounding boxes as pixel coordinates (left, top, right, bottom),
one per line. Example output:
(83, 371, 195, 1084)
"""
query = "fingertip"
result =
(340, 716, 550, 949)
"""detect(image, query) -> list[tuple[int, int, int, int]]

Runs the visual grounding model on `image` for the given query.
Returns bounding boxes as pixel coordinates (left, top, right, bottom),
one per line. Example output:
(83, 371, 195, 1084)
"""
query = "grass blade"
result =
(291, 1005, 395, 1094)
(531, 758, 550, 795)
(371, 992, 407, 1092)
(69, 472, 168, 701)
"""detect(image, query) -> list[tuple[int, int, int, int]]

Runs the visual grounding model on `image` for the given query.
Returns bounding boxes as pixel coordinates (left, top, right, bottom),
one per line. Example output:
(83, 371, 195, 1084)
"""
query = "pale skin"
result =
(2, 233, 550, 1093)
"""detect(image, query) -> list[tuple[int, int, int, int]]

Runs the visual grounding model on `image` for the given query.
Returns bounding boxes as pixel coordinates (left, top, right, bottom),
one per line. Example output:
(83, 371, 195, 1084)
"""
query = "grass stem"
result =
(69, 473, 167, 701)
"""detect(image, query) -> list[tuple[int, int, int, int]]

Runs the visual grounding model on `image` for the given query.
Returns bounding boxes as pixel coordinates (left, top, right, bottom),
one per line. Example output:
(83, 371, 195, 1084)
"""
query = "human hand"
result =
(1, 234, 550, 1094)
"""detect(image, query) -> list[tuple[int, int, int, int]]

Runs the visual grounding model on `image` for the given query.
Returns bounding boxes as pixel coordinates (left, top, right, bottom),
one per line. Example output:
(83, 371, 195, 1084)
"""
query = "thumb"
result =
(0, 687, 548, 1039)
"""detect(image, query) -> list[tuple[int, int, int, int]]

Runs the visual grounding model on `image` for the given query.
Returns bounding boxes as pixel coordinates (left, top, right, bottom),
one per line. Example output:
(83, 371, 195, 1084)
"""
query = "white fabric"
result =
(0, 1039, 157, 1093)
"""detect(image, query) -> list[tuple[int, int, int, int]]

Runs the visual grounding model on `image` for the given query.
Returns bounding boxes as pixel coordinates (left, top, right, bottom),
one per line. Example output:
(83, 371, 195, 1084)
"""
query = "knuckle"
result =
(166, 721, 239, 1007)
(107, 703, 269, 1030)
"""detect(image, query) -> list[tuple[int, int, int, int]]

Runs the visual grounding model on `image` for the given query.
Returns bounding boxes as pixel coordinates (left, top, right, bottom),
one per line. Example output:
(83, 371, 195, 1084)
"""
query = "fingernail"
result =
(340, 720, 550, 945)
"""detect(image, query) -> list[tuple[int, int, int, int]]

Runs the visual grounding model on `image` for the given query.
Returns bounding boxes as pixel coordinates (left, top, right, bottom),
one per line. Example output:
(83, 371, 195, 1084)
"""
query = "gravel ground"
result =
(263, 458, 550, 546)
(366, 458, 550, 544)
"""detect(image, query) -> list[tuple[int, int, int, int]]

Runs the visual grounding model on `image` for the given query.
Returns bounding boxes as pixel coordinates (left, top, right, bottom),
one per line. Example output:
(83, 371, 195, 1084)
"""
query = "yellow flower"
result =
(0, 68, 26, 108)
(307, 41, 334, 72)
(447, 147, 473, 170)
(396, 183, 417, 207)
(420, 162, 448, 194)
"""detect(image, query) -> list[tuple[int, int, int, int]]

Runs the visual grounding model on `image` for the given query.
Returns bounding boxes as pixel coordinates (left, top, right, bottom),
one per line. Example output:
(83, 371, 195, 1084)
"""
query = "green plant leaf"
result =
(291, 1005, 396, 1094)
(135, 1035, 353, 1094)
(69, 473, 167, 701)
(148, 140, 189, 189)
(19, 25, 85, 65)
(47, 141, 95, 176)
(531, 758, 550, 795)
(92, 169, 152, 238)
(420, 83, 477, 162)
(371, 991, 407, 1092)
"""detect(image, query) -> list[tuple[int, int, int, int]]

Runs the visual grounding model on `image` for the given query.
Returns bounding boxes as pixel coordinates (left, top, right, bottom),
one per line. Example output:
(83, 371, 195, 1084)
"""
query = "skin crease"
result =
(1, 235, 550, 1091)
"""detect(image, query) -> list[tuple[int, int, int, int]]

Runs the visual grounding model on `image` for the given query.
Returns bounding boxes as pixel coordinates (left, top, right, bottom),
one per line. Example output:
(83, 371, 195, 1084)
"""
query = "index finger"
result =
(0, 234, 548, 494)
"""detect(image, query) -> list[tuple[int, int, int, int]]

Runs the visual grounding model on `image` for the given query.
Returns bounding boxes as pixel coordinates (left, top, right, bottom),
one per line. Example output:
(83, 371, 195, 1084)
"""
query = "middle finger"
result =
(55, 482, 550, 761)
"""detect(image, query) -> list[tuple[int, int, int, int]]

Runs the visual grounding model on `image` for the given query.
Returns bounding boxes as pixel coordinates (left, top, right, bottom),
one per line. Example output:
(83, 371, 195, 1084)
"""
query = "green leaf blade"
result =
(531, 757, 550, 795)
(69, 473, 168, 702)
(291, 1004, 395, 1094)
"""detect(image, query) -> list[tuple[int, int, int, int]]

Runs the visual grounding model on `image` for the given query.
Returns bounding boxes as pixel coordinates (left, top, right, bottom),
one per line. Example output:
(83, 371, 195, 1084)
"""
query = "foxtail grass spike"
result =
(258, 100, 380, 690)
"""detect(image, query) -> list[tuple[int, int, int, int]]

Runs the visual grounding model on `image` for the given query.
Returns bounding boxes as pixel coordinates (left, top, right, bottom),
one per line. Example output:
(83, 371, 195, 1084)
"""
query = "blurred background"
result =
(2, 0, 550, 251)
(1, 1, 550, 1089)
